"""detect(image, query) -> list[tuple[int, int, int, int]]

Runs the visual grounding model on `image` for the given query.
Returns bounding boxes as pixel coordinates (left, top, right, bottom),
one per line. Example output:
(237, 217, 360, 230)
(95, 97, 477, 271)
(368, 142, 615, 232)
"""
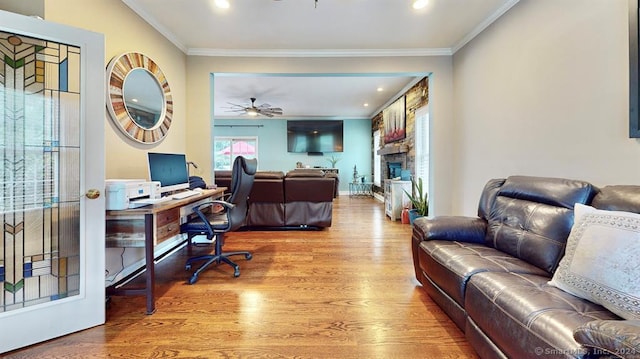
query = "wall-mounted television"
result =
(147, 152, 190, 194)
(287, 120, 343, 154)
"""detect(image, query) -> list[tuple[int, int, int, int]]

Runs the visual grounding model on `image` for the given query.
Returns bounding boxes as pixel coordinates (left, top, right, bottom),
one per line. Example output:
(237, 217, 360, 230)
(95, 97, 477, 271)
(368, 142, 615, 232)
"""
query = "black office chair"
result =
(181, 156, 257, 284)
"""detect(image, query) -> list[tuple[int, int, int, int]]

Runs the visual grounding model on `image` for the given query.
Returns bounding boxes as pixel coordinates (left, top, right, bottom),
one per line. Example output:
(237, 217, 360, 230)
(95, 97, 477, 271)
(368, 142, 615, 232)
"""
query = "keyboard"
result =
(171, 190, 201, 200)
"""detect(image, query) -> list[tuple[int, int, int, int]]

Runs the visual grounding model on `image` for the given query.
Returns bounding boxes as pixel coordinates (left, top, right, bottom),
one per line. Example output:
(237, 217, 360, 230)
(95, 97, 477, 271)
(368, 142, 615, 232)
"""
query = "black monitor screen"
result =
(147, 152, 190, 193)
(287, 120, 343, 153)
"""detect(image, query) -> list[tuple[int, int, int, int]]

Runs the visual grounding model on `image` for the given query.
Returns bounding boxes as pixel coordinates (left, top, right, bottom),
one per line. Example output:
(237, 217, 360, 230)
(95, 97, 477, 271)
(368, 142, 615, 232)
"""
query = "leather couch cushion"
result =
(286, 169, 325, 178)
(418, 240, 547, 307)
(214, 170, 232, 179)
(465, 271, 618, 359)
(255, 171, 284, 179)
(485, 176, 597, 274)
(285, 177, 334, 202)
(591, 185, 640, 213)
(214, 170, 232, 190)
(249, 179, 284, 203)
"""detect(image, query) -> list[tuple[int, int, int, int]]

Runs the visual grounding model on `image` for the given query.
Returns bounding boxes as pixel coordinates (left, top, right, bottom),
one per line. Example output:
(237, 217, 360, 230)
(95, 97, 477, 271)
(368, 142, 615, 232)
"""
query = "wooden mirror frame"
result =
(630, 0, 640, 137)
(106, 52, 173, 144)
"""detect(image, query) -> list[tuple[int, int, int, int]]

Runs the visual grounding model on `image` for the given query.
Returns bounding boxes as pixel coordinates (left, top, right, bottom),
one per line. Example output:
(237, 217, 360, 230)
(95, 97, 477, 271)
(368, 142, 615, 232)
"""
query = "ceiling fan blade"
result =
(226, 101, 248, 107)
(226, 98, 283, 117)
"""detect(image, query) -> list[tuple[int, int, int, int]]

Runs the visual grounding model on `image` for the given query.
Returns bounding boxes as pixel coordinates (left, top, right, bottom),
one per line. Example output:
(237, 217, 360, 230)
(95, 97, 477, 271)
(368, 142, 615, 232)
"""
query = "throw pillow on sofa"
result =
(548, 203, 640, 320)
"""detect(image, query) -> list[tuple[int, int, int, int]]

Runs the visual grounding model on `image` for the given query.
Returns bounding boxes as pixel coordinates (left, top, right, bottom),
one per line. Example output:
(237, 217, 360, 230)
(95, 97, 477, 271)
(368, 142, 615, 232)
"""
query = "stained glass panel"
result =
(0, 31, 81, 312)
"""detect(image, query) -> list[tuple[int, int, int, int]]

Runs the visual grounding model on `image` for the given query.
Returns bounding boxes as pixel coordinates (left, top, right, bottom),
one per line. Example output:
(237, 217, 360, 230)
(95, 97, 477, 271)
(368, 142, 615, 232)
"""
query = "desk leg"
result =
(144, 213, 156, 315)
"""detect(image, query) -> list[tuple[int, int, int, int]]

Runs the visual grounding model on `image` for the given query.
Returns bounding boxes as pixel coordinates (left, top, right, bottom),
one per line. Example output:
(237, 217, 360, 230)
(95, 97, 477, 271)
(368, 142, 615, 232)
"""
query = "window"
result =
(373, 130, 381, 187)
(214, 136, 258, 170)
(414, 105, 430, 192)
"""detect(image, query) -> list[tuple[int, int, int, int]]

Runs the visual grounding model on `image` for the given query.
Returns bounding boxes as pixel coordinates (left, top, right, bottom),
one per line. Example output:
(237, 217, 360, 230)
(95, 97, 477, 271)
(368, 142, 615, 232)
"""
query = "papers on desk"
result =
(128, 196, 171, 208)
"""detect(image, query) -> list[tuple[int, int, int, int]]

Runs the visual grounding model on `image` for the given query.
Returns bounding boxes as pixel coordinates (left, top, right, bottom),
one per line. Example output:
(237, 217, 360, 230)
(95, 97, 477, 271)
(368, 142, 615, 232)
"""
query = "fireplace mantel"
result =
(377, 144, 409, 156)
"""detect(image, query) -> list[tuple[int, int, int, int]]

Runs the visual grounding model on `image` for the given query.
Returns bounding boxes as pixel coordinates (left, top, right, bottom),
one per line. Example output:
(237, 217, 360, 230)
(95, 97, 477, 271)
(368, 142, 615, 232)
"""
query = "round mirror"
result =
(123, 69, 164, 130)
(106, 52, 173, 144)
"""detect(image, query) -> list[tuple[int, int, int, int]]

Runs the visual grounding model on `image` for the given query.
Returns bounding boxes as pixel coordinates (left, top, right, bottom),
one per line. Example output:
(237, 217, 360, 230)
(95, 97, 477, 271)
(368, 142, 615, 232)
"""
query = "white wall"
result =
(452, 0, 640, 215)
(186, 56, 456, 215)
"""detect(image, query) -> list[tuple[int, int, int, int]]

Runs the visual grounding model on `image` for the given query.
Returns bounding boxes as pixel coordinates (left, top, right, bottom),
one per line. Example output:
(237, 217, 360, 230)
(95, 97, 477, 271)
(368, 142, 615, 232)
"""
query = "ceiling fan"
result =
(225, 97, 283, 118)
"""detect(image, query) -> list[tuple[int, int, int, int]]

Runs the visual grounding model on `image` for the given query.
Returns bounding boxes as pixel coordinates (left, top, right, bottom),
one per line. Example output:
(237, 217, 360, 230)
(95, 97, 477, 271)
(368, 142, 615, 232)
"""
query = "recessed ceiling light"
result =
(215, 0, 230, 9)
(412, 0, 428, 10)
(377, 87, 384, 92)
(363, 103, 369, 107)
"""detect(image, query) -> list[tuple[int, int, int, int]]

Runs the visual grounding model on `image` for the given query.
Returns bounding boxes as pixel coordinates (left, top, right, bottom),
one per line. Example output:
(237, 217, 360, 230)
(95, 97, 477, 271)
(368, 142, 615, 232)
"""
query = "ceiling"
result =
(123, 0, 520, 120)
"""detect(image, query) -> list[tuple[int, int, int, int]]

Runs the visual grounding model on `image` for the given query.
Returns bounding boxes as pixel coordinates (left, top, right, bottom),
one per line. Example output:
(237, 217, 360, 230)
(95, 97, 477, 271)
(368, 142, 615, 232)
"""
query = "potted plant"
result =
(326, 154, 341, 168)
(403, 177, 428, 225)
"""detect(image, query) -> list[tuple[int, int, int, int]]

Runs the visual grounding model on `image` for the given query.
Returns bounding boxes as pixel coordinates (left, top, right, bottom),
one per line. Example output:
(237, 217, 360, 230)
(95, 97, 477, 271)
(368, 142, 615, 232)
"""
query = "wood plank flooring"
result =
(6, 196, 478, 359)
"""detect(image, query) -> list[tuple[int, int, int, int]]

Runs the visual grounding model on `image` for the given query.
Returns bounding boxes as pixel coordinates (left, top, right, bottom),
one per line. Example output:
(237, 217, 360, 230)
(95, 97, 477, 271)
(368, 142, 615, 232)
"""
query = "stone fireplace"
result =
(387, 162, 402, 179)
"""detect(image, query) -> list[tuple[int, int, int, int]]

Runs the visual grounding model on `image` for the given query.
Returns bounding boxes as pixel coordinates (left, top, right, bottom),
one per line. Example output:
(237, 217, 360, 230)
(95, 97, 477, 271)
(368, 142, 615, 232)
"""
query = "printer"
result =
(105, 179, 161, 210)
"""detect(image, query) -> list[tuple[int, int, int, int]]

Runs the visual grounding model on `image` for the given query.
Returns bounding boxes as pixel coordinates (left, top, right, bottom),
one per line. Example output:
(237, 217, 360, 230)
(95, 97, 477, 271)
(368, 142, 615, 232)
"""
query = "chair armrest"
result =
(573, 320, 640, 358)
(413, 216, 487, 244)
(191, 200, 236, 230)
(193, 200, 235, 213)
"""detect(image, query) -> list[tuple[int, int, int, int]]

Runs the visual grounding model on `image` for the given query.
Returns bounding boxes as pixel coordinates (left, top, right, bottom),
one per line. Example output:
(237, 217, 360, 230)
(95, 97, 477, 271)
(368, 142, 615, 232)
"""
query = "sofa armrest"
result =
(411, 216, 488, 284)
(413, 216, 487, 244)
(573, 320, 640, 358)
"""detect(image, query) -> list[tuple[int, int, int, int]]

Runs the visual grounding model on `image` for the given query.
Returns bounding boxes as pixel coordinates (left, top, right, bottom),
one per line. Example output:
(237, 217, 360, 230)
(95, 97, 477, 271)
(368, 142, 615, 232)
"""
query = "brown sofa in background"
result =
(247, 171, 286, 227)
(214, 169, 335, 229)
(283, 170, 334, 227)
(289, 168, 340, 198)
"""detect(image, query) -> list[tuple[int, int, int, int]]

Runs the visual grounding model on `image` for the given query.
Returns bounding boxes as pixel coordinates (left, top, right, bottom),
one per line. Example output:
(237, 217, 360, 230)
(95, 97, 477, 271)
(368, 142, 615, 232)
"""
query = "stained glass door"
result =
(0, 11, 105, 353)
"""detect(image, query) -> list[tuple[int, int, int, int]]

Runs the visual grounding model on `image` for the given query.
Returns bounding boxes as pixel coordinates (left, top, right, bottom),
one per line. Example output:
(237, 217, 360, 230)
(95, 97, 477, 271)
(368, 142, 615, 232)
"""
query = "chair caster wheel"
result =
(185, 264, 191, 271)
(246, 253, 253, 260)
(234, 268, 240, 277)
(188, 276, 198, 285)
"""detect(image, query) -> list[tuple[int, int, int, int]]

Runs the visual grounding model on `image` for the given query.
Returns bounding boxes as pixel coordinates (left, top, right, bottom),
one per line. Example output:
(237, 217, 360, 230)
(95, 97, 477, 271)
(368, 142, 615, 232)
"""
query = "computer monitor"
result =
(147, 152, 190, 194)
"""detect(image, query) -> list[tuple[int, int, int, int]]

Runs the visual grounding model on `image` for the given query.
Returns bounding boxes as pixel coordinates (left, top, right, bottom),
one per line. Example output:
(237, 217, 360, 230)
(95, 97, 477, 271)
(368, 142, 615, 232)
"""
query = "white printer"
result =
(105, 179, 161, 210)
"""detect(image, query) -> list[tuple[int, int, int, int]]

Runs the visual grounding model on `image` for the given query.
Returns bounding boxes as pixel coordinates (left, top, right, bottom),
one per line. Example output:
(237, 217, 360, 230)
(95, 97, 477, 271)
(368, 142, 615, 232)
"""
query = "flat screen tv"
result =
(287, 120, 343, 154)
(147, 152, 190, 194)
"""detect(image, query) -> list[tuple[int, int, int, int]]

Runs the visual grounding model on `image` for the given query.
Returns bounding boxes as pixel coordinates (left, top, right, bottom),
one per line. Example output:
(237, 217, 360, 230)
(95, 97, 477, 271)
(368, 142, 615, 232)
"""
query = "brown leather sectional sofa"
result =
(214, 169, 336, 229)
(412, 176, 640, 358)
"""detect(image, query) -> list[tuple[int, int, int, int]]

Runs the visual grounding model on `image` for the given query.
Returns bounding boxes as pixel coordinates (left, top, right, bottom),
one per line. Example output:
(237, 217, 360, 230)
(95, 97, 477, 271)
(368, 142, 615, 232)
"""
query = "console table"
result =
(105, 188, 225, 314)
(384, 180, 411, 221)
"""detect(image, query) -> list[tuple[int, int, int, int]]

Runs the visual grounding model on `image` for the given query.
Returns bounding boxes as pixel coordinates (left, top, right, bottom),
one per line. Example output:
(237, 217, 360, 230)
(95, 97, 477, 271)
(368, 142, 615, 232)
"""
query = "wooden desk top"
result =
(106, 187, 226, 216)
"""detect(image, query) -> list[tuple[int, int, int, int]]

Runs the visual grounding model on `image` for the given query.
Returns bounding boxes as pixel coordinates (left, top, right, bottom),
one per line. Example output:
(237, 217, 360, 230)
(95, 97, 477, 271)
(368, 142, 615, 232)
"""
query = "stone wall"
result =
(372, 77, 429, 192)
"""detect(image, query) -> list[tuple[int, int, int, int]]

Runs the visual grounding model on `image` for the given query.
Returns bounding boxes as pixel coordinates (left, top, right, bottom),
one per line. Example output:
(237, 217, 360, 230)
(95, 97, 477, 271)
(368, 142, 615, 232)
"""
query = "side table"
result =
(349, 182, 374, 197)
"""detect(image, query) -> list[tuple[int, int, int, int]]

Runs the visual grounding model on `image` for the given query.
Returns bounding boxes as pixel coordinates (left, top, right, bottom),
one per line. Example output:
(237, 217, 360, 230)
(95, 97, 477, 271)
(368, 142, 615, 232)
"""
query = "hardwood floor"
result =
(6, 196, 478, 359)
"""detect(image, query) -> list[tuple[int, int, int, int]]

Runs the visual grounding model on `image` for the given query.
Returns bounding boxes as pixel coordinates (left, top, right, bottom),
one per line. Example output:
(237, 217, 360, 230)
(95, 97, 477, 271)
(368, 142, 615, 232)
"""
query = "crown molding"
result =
(187, 48, 452, 57)
(122, 0, 188, 53)
(123, 0, 518, 57)
(451, 0, 520, 54)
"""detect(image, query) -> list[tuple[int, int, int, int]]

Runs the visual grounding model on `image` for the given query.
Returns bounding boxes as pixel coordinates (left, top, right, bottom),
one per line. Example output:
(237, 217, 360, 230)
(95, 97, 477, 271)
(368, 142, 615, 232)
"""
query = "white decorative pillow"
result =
(548, 203, 640, 320)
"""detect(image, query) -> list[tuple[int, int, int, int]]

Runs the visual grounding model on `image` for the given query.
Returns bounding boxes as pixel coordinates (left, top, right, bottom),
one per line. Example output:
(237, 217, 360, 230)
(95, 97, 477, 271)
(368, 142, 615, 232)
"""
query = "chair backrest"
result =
(226, 156, 257, 230)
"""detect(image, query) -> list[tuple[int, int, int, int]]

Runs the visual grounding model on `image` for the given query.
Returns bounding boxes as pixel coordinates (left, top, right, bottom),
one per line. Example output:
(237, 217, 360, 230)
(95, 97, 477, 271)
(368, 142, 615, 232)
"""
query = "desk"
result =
(105, 188, 225, 314)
